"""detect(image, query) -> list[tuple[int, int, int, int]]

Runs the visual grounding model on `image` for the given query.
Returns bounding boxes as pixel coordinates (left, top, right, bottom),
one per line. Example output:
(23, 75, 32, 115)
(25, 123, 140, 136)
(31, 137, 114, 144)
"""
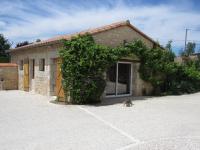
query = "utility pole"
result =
(184, 28, 189, 51)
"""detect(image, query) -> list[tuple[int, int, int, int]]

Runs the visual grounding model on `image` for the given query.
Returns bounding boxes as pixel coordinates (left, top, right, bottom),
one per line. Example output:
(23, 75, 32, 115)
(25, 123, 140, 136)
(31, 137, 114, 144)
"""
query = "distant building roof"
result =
(0, 63, 18, 67)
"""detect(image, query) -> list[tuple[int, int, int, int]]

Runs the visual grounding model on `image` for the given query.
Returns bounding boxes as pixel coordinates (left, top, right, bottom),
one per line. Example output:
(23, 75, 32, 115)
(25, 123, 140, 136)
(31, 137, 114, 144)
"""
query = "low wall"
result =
(0, 63, 18, 90)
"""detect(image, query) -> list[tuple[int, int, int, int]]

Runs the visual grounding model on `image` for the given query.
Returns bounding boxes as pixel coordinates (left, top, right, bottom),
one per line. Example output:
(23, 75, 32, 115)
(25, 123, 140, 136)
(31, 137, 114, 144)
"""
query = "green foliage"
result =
(165, 40, 173, 51)
(0, 34, 10, 62)
(0, 34, 11, 55)
(166, 64, 200, 94)
(60, 34, 200, 104)
(59, 34, 127, 104)
(0, 56, 10, 63)
(16, 41, 29, 48)
(124, 41, 175, 93)
(182, 42, 196, 56)
(125, 41, 200, 95)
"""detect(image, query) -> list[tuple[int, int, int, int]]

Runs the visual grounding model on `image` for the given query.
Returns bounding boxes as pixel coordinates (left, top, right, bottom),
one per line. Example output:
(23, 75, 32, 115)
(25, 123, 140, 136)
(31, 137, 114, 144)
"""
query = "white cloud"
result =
(0, 21, 6, 28)
(0, 0, 200, 52)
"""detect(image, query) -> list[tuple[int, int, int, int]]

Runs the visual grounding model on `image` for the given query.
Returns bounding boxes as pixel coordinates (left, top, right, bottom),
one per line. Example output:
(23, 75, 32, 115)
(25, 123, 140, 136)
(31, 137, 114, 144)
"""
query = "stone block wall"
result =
(93, 26, 153, 48)
(132, 62, 153, 96)
(0, 63, 18, 90)
(10, 44, 60, 96)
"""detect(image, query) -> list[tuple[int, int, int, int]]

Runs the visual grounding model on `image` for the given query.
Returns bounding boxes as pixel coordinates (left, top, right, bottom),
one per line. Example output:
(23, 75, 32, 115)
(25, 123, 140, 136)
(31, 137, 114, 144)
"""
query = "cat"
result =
(123, 99, 133, 107)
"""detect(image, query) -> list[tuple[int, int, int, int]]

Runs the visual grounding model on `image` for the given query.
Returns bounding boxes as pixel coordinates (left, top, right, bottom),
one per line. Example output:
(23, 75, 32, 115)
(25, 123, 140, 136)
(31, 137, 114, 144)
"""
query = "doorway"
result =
(29, 59, 35, 91)
(23, 58, 29, 91)
(55, 58, 64, 100)
(50, 58, 57, 95)
(105, 62, 132, 97)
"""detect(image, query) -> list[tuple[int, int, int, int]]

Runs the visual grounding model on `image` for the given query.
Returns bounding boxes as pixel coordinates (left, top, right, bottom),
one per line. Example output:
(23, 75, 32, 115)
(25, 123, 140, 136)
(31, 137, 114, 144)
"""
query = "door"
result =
(55, 58, 65, 101)
(50, 58, 57, 95)
(105, 62, 132, 97)
(29, 59, 35, 91)
(23, 59, 29, 91)
(117, 63, 131, 95)
(105, 64, 117, 96)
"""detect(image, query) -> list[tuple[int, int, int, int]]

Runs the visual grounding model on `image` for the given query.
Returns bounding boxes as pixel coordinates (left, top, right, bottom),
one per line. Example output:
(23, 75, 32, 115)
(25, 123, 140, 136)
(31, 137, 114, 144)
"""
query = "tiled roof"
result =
(0, 63, 18, 67)
(8, 20, 158, 52)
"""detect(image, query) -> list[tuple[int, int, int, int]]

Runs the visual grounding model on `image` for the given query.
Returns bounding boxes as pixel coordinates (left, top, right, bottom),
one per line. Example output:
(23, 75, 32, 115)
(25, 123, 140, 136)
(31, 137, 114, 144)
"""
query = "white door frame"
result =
(106, 61, 133, 98)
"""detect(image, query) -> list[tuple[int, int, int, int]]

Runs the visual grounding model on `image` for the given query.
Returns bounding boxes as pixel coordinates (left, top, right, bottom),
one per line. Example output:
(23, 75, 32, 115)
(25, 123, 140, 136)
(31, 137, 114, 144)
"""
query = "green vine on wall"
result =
(59, 34, 128, 104)
(59, 34, 200, 104)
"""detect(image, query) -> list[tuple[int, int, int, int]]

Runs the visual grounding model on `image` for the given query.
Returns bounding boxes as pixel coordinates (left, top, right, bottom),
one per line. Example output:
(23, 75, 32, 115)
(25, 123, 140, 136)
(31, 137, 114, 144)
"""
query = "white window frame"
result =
(106, 61, 133, 98)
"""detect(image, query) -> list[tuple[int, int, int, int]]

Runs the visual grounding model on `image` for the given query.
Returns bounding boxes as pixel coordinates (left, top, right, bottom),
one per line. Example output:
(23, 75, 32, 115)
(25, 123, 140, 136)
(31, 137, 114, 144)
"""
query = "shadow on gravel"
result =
(93, 96, 154, 107)
(50, 95, 156, 107)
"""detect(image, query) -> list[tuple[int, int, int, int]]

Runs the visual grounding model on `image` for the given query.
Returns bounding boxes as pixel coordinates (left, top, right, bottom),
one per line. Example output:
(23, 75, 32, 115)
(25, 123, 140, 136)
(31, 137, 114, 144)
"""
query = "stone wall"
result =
(175, 55, 200, 64)
(132, 62, 153, 96)
(0, 63, 18, 90)
(10, 44, 60, 96)
(93, 26, 153, 48)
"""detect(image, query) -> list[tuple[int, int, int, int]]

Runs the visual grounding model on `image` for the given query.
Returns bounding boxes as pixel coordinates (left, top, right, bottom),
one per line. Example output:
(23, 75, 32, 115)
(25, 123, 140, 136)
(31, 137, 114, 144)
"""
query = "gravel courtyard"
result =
(0, 90, 200, 150)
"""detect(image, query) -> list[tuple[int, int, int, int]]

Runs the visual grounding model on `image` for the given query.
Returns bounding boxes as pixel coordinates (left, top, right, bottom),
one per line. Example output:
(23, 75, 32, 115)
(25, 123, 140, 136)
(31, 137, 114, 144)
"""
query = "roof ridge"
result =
(35, 20, 130, 43)
(8, 20, 158, 52)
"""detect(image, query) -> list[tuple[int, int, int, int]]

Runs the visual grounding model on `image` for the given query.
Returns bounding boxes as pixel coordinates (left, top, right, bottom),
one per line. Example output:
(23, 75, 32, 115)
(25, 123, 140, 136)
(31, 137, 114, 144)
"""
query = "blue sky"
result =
(0, 0, 200, 54)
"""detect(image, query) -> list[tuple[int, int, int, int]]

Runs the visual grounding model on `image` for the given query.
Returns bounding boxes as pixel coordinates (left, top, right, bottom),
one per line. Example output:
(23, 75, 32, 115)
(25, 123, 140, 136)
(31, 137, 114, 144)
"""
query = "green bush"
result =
(60, 34, 200, 104)
(124, 40, 200, 95)
(0, 56, 9, 63)
(59, 34, 127, 104)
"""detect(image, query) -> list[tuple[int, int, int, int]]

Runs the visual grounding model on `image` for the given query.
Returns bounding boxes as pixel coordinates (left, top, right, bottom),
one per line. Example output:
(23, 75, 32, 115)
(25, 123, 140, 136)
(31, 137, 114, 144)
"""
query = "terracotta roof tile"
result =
(8, 20, 158, 52)
(0, 63, 18, 67)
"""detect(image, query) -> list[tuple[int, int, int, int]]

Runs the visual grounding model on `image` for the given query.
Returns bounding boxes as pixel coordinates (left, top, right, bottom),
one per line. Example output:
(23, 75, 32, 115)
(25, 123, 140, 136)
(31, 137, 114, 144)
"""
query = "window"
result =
(31, 59, 35, 79)
(19, 60, 23, 70)
(39, 58, 45, 71)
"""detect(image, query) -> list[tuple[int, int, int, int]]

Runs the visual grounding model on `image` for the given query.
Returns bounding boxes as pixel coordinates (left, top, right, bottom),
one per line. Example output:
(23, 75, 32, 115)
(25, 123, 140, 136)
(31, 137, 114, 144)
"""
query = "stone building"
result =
(175, 53, 200, 64)
(8, 20, 160, 100)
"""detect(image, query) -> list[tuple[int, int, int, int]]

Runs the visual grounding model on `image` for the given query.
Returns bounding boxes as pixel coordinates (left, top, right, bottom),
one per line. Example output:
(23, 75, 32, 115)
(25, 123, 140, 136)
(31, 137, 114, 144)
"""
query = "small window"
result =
(19, 60, 23, 70)
(31, 59, 35, 79)
(39, 58, 45, 71)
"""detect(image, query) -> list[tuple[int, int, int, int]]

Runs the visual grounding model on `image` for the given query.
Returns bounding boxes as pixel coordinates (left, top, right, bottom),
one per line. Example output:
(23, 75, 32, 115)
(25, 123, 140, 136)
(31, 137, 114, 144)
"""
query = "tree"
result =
(36, 39, 41, 42)
(179, 48, 185, 56)
(165, 40, 173, 51)
(185, 42, 196, 56)
(0, 34, 11, 56)
(15, 41, 29, 48)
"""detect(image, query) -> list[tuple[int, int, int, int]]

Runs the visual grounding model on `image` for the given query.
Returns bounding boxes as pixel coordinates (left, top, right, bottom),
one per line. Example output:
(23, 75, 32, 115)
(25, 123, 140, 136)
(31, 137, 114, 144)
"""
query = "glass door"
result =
(117, 63, 131, 95)
(105, 62, 132, 97)
(105, 64, 117, 96)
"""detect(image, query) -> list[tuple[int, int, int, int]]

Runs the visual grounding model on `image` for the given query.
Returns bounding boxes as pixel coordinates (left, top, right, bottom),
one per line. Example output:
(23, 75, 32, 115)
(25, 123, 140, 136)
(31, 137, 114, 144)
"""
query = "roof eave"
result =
(7, 20, 163, 52)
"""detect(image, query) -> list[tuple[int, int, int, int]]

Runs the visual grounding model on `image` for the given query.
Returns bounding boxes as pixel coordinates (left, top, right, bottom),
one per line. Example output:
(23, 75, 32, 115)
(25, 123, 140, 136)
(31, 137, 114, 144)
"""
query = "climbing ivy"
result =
(59, 34, 128, 104)
(59, 34, 200, 104)
(124, 41, 200, 95)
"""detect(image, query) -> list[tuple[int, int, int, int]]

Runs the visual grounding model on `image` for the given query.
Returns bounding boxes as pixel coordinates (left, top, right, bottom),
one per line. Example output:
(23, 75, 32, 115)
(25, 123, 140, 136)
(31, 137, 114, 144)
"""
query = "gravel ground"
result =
(0, 90, 200, 150)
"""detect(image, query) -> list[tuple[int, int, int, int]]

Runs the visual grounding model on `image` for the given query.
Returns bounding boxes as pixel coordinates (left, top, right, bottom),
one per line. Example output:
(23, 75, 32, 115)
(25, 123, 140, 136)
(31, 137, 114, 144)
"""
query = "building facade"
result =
(8, 20, 158, 99)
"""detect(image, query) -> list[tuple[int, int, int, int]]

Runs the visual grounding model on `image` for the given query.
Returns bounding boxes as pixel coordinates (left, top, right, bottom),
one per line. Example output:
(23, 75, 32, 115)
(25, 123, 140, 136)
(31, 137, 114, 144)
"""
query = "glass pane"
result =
(117, 63, 131, 95)
(105, 64, 116, 96)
